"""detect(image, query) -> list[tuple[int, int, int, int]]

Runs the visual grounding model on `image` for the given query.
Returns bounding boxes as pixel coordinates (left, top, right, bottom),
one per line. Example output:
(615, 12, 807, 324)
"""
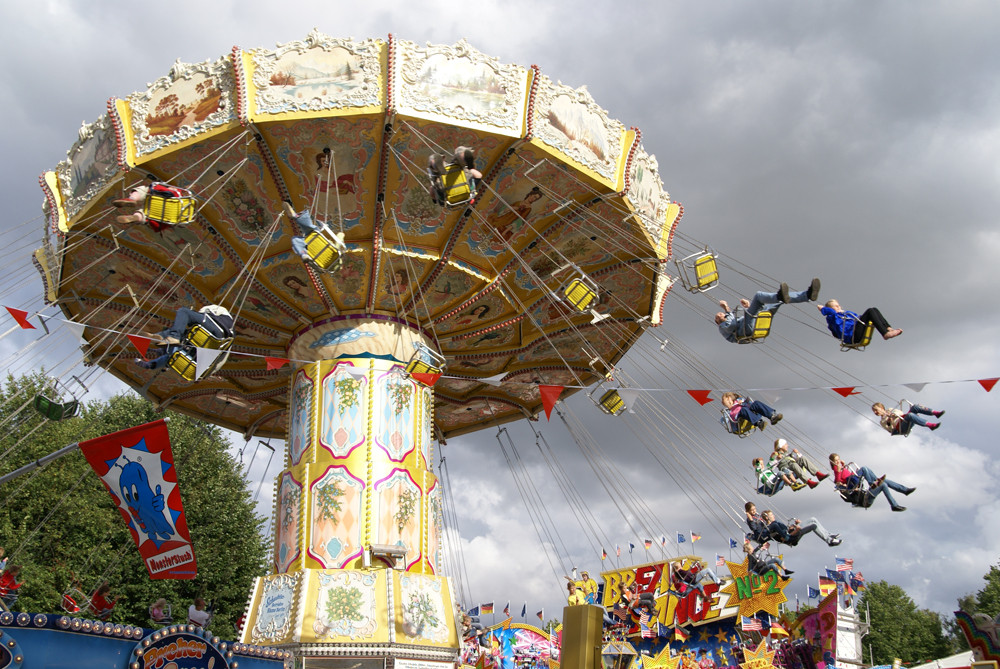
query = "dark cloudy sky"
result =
(1, 1, 997, 629)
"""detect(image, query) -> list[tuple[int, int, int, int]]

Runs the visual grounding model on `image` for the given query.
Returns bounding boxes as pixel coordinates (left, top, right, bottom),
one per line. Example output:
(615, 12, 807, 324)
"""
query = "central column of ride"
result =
(241, 316, 459, 666)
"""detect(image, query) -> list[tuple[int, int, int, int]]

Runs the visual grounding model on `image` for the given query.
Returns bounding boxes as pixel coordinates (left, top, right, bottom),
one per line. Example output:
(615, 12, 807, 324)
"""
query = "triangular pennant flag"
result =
(618, 388, 641, 413)
(480, 373, 506, 387)
(539, 385, 563, 420)
(63, 320, 86, 344)
(410, 371, 442, 387)
(5, 307, 35, 329)
(832, 387, 859, 397)
(687, 389, 713, 406)
(128, 335, 153, 358)
(344, 368, 367, 380)
(265, 357, 290, 370)
(196, 347, 225, 379)
(978, 378, 999, 392)
(902, 383, 927, 393)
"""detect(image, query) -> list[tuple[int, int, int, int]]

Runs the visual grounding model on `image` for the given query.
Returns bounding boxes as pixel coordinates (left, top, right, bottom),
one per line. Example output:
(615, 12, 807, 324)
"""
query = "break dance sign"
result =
(79, 419, 197, 579)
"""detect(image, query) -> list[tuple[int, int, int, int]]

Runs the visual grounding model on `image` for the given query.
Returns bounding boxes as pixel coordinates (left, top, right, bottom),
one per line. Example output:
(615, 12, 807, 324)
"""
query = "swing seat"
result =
(143, 184, 196, 225)
(721, 413, 756, 437)
(185, 323, 234, 351)
(841, 320, 874, 351)
(562, 276, 599, 312)
(168, 350, 198, 382)
(61, 588, 87, 614)
(34, 394, 80, 421)
(149, 603, 173, 627)
(405, 346, 446, 385)
(439, 162, 474, 207)
(598, 389, 626, 416)
(304, 230, 346, 271)
(735, 310, 772, 343)
(675, 250, 720, 292)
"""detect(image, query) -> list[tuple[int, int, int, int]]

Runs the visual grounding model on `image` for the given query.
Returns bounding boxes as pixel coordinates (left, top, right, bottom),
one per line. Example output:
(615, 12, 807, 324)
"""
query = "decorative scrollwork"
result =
(56, 115, 120, 221)
(250, 572, 299, 643)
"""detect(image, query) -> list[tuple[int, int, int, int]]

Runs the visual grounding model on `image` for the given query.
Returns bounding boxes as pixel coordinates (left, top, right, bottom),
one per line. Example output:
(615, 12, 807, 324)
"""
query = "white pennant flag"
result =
(63, 320, 87, 344)
(196, 347, 225, 379)
(345, 368, 367, 380)
(617, 388, 642, 413)
(480, 373, 506, 387)
(902, 383, 927, 393)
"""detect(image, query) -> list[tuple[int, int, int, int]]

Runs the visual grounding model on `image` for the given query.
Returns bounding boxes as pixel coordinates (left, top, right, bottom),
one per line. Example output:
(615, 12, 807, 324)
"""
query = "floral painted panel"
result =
(320, 364, 368, 458)
(308, 466, 364, 568)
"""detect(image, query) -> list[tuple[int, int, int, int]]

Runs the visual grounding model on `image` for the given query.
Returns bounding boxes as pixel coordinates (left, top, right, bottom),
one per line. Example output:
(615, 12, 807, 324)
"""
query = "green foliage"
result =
(0, 373, 269, 638)
(860, 580, 951, 665)
(973, 562, 1000, 617)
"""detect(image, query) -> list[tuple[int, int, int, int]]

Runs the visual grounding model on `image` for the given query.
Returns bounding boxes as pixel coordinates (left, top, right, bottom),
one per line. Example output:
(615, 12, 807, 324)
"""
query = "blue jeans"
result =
(163, 308, 227, 340)
(290, 210, 322, 257)
(739, 399, 777, 424)
(857, 465, 908, 508)
(901, 405, 935, 430)
(740, 288, 810, 336)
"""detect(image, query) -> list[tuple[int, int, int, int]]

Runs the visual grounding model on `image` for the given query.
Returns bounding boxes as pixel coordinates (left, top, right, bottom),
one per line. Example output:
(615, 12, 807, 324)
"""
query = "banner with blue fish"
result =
(79, 419, 197, 580)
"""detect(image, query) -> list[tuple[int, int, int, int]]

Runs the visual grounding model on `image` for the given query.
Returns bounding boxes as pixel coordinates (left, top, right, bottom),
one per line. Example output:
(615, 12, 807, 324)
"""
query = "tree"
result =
(973, 562, 1000, 617)
(860, 580, 951, 665)
(0, 373, 269, 638)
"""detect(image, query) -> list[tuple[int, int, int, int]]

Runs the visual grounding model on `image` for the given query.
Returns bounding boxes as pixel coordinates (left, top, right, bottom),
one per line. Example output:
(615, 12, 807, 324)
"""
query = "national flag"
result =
(818, 577, 836, 596)
(835, 557, 854, 572)
(769, 621, 788, 637)
(639, 612, 654, 638)
(674, 626, 690, 642)
(536, 609, 544, 621)
(851, 572, 866, 591)
(481, 602, 494, 615)
(629, 542, 635, 554)
(520, 603, 526, 617)
(660, 535, 667, 547)
(614, 606, 628, 621)
(826, 569, 845, 583)
(807, 586, 820, 599)
(79, 419, 197, 580)
(716, 554, 725, 567)
(602, 548, 608, 560)
(690, 532, 701, 543)
(644, 538, 652, 550)
(504, 602, 510, 616)
(677, 532, 686, 544)
(843, 580, 856, 597)
(616, 544, 621, 557)
(759, 614, 771, 630)
(741, 616, 762, 631)
(730, 538, 739, 549)
(469, 606, 480, 616)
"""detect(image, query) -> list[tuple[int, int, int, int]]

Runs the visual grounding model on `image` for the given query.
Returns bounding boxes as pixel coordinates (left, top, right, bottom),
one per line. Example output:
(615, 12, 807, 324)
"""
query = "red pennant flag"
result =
(539, 385, 563, 420)
(128, 335, 152, 357)
(687, 390, 713, 406)
(5, 307, 35, 329)
(78, 420, 197, 580)
(832, 387, 859, 397)
(978, 378, 999, 392)
(410, 371, 442, 387)
(265, 357, 290, 370)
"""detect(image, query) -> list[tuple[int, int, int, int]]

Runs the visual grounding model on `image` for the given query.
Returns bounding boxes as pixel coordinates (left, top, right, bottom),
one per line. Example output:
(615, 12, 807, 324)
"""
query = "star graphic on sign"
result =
(698, 628, 711, 642)
(715, 629, 731, 643)
(643, 644, 683, 669)
(719, 557, 789, 618)
(740, 640, 777, 669)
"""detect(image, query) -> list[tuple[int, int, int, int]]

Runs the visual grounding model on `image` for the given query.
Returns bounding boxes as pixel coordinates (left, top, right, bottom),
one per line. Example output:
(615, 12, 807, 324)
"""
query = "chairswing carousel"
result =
(37, 31, 681, 664)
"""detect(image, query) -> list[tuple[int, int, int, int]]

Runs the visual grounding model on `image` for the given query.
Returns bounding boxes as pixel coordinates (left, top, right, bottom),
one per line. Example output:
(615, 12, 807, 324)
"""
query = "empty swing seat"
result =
(439, 163, 474, 206)
(675, 250, 720, 292)
(304, 231, 345, 271)
(34, 394, 80, 421)
(598, 389, 626, 416)
(562, 277, 599, 312)
(143, 184, 196, 224)
(61, 588, 88, 614)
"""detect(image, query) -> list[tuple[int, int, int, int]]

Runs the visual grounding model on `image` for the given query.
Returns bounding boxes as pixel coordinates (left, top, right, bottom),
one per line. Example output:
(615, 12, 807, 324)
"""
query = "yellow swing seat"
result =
(562, 276, 599, 312)
(405, 346, 447, 385)
(440, 163, 474, 207)
(840, 320, 874, 351)
(186, 323, 234, 351)
(143, 185, 196, 224)
(168, 349, 198, 382)
(598, 389, 627, 416)
(304, 230, 346, 271)
(675, 250, 720, 292)
(734, 309, 772, 343)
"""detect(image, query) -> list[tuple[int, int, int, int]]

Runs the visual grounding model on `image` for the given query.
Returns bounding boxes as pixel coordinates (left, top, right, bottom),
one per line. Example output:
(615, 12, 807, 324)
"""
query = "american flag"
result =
(639, 612, 654, 638)
(716, 554, 725, 567)
(835, 557, 854, 572)
(741, 616, 762, 631)
(614, 606, 629, 621)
